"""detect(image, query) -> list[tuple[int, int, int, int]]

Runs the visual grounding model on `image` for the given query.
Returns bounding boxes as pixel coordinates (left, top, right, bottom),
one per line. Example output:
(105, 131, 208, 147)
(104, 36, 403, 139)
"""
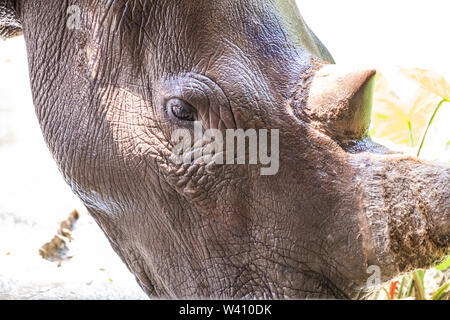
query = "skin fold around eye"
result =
(167, 98, 197, 122)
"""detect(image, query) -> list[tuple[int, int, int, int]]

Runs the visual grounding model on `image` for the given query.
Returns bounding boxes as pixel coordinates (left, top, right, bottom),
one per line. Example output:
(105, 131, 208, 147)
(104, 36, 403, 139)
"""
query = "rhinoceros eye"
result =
(167, 98, 197, 122)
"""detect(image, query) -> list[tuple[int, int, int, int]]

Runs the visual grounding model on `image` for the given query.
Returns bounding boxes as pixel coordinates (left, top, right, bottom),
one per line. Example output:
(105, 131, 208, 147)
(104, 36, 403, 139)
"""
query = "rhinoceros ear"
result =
(0, 0, 22, 40)
(302, 65, 376, 142)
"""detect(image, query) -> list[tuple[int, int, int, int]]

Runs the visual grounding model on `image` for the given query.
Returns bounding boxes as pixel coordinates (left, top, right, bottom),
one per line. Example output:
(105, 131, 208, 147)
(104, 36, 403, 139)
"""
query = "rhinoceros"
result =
(1, 0, 448, 299)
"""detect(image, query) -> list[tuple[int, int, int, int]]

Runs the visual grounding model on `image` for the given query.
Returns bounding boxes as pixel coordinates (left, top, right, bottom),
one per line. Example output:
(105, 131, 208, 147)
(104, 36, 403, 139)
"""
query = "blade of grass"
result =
(397, 277, 406, 299)
(406, 277, 414, 297)
(382, 288, 393, 300)
(408, 121, 414, 147)
(417, 99, 448, 157)
(412, 270, 426, 300)
(431, 282, 450, 300)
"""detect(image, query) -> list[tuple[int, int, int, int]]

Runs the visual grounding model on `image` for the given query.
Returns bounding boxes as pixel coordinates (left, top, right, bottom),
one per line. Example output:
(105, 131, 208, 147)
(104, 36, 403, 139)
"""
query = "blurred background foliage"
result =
(372, 68, 450, 158)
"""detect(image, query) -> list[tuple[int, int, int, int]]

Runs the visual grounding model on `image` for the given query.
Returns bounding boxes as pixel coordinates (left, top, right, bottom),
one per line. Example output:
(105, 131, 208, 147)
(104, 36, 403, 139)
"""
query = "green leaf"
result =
(412, 270, 426, 300)
(431, 283, 450, 300)
(372, 73, 442, 148)
(400, 68, 450, 101)
(375, 114, 390, 120)
(436, 256, 450, 271)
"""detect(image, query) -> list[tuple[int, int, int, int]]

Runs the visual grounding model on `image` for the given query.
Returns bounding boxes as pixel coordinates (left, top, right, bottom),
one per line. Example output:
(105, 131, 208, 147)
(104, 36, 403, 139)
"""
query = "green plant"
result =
(399, 68, 450, 156)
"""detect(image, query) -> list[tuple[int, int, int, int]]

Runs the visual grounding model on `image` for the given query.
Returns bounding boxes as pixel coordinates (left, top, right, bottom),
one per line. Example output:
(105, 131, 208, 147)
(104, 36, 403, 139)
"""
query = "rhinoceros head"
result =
(0, 0, 448, 299)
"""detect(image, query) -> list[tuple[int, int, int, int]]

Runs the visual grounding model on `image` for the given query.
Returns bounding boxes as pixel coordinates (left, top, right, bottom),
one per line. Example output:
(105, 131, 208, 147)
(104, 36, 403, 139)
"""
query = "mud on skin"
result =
(0, 0, 448, 299)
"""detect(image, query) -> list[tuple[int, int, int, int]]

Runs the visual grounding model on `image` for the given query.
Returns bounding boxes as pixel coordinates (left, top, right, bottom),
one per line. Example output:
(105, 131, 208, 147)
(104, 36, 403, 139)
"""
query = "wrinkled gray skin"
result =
(1, 0, 449, 299)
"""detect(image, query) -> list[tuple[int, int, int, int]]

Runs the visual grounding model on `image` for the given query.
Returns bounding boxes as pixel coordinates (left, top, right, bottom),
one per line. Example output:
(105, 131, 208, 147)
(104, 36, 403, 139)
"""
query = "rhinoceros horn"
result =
(303, 66, 376, 142)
